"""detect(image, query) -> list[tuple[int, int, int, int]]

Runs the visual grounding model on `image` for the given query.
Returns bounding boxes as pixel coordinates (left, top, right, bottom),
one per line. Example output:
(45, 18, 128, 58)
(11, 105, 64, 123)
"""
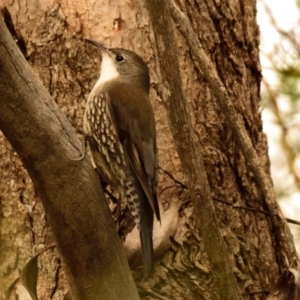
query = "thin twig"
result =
(159, 184, 181, 196)
(214, 197, 300, 226)
(286, 218, 300, 226)
(159, 167, 187, 189)
(161, 167, 300, 226)
(103, 187, 119, 205)
(37, 244, 56, 256)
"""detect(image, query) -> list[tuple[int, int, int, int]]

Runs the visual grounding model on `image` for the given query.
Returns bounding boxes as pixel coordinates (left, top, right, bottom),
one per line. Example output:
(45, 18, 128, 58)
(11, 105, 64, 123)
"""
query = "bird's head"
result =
(85, 39, 150, 91)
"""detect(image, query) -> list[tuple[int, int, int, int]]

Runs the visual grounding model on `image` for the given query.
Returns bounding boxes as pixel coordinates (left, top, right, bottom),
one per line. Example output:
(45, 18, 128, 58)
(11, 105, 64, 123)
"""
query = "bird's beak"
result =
(84, 39, 109, 54)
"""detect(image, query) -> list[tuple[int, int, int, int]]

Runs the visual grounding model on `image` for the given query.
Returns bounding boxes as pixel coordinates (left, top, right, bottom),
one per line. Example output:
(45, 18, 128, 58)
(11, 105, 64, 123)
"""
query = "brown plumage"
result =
(83, 40, 160, 273)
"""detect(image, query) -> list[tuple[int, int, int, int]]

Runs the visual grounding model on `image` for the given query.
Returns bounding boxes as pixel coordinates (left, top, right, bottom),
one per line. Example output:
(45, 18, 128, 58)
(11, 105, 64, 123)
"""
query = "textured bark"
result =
(168, 0, 296, 267)
(146, 0, 241, 299)
(0, 0, 295, 300)
(0, 15, 139, 300)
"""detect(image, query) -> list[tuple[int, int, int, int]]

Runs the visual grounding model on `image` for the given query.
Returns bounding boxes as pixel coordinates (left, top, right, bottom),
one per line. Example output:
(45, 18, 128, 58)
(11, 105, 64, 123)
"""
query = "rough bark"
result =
(0, 0, 295, 299)
(146, 0, 242, 299)
(0, 14, 139, 300)
(167, 0, 296, 267)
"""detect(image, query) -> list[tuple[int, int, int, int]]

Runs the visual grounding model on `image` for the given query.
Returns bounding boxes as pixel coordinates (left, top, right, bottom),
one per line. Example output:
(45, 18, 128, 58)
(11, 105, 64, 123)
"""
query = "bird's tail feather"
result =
(139, 199, 154, 274)
(125, 172, 154, 274)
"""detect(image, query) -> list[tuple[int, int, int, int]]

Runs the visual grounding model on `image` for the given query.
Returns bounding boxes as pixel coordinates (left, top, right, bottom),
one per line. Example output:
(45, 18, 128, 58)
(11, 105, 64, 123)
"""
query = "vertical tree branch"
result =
(145, 0, 242, 299)
(166, 0, 297, 266)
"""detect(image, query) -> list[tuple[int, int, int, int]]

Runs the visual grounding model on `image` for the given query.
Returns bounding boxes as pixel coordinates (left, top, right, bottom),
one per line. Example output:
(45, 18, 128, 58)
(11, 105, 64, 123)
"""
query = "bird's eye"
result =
(116, 54, 124, 62)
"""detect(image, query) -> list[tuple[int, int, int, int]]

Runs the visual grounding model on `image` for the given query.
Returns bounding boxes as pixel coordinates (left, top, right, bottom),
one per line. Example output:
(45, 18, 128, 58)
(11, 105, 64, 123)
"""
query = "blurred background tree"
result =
(258, 0, 300, 252)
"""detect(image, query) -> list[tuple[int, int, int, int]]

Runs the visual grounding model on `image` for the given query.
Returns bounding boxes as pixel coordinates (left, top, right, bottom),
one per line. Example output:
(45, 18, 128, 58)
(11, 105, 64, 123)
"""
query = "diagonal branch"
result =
(0, 17, 140, 300)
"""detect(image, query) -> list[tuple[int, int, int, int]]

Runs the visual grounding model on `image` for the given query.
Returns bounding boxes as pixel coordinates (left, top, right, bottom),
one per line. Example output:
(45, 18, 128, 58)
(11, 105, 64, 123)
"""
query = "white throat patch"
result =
(94, 53, 120, 90)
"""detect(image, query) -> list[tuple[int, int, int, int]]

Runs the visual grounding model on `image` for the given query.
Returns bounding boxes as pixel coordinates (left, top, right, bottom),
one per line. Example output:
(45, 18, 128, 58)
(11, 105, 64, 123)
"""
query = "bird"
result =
(83, 39, 160, 274)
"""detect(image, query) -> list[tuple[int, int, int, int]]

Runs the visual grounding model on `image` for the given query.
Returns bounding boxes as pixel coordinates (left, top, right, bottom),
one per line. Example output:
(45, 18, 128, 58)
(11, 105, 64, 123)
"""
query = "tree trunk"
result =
(0, 0, 295, 299)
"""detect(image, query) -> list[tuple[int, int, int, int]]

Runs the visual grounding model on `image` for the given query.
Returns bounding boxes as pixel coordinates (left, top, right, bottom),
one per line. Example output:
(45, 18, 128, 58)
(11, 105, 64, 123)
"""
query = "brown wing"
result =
(105, 82, 160, 221)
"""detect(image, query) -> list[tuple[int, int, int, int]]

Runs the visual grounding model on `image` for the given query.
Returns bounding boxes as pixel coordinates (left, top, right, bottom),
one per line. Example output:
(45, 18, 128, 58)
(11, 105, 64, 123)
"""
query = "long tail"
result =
(124, 174, 154, 274)
(139, 197, 154, 274)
